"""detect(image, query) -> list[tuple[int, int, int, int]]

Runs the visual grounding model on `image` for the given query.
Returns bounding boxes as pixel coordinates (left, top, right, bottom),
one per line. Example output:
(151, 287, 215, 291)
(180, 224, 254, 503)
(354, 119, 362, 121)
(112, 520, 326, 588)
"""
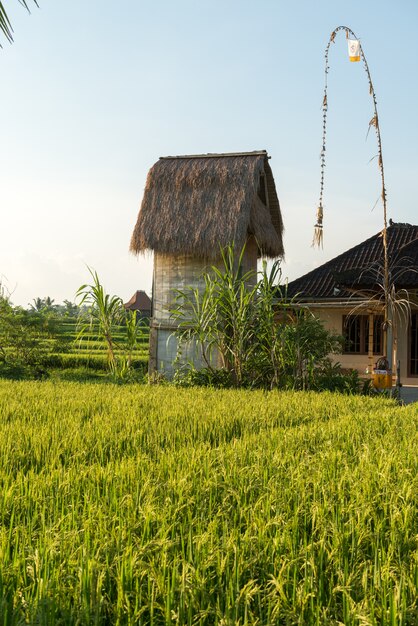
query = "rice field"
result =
(47, 320, 149, 373)
(0, 381, 417, 625)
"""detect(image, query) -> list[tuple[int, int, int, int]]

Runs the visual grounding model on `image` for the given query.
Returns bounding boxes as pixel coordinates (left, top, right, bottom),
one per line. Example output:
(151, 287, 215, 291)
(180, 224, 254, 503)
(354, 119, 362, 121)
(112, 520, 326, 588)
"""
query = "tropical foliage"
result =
(0, 276, 148, 381)
(0, 290, 61, 378)
(76, 268, 145, 380)
(0, 0, 38, 44)
(172, 245, 343, 389)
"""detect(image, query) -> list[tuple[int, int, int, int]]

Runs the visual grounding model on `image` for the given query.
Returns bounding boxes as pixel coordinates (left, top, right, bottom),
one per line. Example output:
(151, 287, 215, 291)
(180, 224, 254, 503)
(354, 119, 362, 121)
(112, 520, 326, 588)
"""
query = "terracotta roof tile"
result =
(124, 290, 152, 311)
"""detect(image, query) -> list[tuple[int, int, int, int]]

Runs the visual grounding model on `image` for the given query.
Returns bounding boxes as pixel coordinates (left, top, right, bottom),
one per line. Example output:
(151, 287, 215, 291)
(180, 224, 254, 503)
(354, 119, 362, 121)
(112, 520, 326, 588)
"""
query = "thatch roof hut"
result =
(130, 151, 284, 375)
(130, 150, 283, 259)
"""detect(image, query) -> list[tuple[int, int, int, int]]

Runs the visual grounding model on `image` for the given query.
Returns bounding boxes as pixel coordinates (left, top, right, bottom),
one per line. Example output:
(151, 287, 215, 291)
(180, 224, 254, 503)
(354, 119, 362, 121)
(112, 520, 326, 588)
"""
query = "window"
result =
(343, 315, 383, 355)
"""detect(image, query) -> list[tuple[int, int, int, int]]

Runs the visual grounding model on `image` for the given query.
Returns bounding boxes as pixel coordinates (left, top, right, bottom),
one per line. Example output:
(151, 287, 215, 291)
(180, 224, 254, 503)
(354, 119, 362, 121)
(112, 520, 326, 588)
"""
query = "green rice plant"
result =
(0, 382, 417, 624)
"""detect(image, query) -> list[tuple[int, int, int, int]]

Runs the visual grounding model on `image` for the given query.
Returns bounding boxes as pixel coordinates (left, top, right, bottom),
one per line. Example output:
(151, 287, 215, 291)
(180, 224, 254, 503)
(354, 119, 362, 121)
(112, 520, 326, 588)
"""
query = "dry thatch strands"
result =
(130, 151, 284, 260)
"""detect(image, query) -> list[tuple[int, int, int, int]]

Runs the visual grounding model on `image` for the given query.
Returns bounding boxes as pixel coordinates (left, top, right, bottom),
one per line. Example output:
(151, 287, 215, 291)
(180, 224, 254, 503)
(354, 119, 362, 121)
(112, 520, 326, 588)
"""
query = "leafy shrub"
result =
(311, 359, 362, 393)
(173, 365, 234, 388)
(0, 296, 61, 379)
(172, 245, 343, 390)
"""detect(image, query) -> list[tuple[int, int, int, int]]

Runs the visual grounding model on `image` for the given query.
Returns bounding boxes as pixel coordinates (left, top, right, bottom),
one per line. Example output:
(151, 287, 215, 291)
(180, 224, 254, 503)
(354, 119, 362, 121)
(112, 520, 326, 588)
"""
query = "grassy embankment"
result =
(0, 382, 417, 625)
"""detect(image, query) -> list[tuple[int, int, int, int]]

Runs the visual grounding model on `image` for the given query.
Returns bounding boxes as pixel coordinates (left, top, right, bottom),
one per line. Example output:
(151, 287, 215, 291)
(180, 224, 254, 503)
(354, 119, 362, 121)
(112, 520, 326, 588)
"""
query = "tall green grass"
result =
(0, 382, 417, 624)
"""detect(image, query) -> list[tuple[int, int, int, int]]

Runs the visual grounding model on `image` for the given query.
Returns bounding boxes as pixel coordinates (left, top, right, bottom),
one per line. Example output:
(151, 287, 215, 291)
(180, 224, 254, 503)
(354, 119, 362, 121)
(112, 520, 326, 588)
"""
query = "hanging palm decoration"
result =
(314, 26, 392, 363)
(314, 25, 388, 253)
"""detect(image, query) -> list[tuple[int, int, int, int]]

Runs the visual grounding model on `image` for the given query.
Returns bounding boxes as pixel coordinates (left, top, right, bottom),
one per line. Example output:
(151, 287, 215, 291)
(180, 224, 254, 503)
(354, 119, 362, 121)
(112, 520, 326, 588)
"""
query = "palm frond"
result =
(0, 1, 39, 44)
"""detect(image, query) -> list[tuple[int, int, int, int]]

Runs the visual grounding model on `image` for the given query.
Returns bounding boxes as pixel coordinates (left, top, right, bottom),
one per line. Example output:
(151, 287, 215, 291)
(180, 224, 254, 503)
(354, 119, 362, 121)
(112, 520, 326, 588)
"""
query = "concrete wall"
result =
(149, 238, 258, 377)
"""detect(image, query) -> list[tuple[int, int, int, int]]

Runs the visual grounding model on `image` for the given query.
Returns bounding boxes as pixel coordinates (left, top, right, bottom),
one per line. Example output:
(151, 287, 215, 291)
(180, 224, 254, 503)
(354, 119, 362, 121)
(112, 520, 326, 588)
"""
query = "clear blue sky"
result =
(1, 0, 417, 306)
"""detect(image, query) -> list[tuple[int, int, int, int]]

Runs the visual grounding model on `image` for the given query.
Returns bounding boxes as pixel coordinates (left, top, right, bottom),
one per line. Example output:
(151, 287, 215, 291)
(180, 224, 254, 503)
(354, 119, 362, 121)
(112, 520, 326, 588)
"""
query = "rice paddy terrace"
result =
(0, 382, 417, 625)
(44, 319, 149, 377)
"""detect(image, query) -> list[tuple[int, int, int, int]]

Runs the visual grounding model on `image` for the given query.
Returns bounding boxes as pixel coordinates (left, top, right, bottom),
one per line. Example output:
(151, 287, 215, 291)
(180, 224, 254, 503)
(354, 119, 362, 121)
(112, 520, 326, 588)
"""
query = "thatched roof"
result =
(130, 151, 284, 259)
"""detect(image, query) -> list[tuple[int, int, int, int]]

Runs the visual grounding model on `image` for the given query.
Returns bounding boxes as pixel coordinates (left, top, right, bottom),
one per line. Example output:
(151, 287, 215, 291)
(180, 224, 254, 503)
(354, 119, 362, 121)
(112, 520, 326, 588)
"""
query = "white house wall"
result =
(311, 306, 418, 386)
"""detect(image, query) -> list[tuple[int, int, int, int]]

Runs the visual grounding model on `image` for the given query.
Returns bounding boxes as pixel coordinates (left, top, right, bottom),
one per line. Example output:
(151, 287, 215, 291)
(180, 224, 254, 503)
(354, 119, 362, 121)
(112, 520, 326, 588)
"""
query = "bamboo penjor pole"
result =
(314, 26, 391, 365)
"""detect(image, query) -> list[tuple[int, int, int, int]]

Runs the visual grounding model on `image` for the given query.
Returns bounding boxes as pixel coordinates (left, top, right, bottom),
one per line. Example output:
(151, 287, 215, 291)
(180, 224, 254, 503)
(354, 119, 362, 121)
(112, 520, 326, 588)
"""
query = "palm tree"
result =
(30, 296, 44, 312)
(0, 1, 38, 44)
(62, 300, 79, 318)
(29, 296, 55, 312)
(43, 296, 55, 310)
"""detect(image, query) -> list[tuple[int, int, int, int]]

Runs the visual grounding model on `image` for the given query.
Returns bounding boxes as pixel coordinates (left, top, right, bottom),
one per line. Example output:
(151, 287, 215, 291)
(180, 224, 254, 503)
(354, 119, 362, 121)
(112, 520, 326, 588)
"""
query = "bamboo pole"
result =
(368, 312, 374, 375)
(314, 26, 392, 369)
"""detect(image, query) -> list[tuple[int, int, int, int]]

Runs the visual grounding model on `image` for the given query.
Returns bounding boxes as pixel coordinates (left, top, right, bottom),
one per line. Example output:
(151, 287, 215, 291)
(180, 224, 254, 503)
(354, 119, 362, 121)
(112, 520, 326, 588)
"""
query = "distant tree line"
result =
(0, 272, 145, 381)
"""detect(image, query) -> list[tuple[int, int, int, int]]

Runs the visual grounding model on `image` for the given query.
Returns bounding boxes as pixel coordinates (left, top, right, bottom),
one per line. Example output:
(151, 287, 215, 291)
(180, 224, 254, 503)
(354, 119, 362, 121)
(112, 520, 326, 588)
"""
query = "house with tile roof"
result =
(124, 290, 152, 318)
(286, 222, 418, 387)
